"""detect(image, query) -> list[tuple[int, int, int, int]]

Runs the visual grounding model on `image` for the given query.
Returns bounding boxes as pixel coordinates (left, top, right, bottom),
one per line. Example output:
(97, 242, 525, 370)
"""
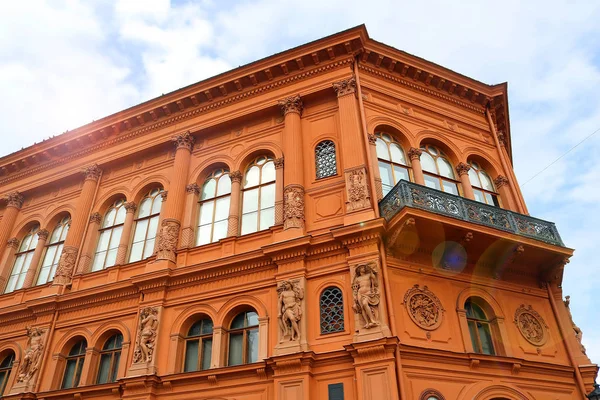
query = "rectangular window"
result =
(328, 383, 344, 400)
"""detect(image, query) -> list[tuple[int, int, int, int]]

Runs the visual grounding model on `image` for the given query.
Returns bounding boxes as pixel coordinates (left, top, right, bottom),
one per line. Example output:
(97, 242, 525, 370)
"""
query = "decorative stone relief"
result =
(124, 201, 137, 214)
(4, 191, 24, 208)
(156, 218, 180, 262)
(403, 284, 444, 331)
(277, 280, 304, 342)
(283, 185, 305, 230)
(37, 229, 50, 241)
(172, 131, 195, 151)
(352, 262, 380, 329)
(274, 157, 284, 169)
(407, 147, 422, 161)
(332, 76, 357, 97)
(186, 183, 200, 195)
(564, 296, 586, 354)
(345, 167, 371, 212)
(53, 246, 78, 285)
(494, 175, 509, 188)
(514, 304, 548, 346)
(455, 162, 471, 176)
(82, 164, 102, 181)
(7, 237, 20, 249)
(229, 170, 243, 183)
(278, 95, 303, 116)
(367, 133, 377, 145)
(17, 327, 45, 383)
(89, 212, 102, 224)
(133, 307, 159, 364)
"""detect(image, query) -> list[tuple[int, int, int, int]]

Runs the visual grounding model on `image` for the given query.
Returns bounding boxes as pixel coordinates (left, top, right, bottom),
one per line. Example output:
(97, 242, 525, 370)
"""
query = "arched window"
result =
(228, 311, 259, 366)
(0, 352, 15, 395)
(5, 224, 39, 293)
(241, 156, 275, 235)
(197, 169, 231, 245)
(320, 287, 345, 334)
(465, 299, 495, 355)
(419, 388, 446, 400)
(184, 319, 213, 372)
(375, 133, 410, 196)
(61, 339, 87, 389)
(92, 199, 126, 272)
(37, 215, 70, 285)
(129, 188, 163, 262)
(96, 333, 122, 384)
(468, 161, 500, 206)
(420, 144, 459, 195)
(315, 140, 337, 179)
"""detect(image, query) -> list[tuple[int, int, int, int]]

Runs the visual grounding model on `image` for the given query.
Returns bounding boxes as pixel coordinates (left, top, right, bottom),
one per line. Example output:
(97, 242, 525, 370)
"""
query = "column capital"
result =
(407, 147, 422, 160)
(37, 229, 50, 241)
(455, 162, 471, 176)
(124, 202, 137, 214)
(161, 191, 168, 202)
(494, 175, 509, 188)
(278, 95, 303, 116)
(332, 75, 356, 97)
(7, 237, 19, 249)
(89, 212, 102, 224)
(368, 133, 377, 145)
(229, 171, 243, 184)
(82, 164, 102, 181)
(274, 157, 284, 170)
(172, 131, 195, 151)
(497, 131, 507, 146)
(185, 183, 200, 195)
(4, 191, 24, 209)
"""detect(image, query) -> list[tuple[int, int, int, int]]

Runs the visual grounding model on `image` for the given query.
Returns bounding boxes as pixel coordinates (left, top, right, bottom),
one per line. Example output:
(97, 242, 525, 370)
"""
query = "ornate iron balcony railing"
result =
(379, 180, 564, 247)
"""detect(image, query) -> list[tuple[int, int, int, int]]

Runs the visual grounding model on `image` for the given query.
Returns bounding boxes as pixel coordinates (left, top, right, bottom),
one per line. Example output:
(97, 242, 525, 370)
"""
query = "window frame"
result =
(197, 169, 231, 246)
(0, 352, 15, 396)
(240, 156, 276, 235)
(37, 215, 70, 286)
(61, 340, 87, 389)
(465, 300, 496, 356)
(420, 144, 460, 195)
(315, 139, 338, 180)
(183, 319, 213, 372)
(5, 225, 39, 293)
(468, 161, 500, 207)
(375, 132, 411, 196)
(96, 334, 122, 384)
(92, 199, 126, 271)
(129, 188, 163, 262)
(227, 311, 259, 366)
(319, 286, 345, 335)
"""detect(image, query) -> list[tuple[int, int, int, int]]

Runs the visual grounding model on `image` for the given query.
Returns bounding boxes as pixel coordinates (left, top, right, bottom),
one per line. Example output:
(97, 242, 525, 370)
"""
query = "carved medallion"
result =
(403, 284, 444, 330)
(514, 304, 547, 346)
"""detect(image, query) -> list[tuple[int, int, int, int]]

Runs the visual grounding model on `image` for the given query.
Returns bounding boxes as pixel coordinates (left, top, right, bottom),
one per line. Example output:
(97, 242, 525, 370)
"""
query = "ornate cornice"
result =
(407, 147, 422, 161)
(185, 183, 200, 195)
(37, 229, 50, 241)
(229, 171, 243, 184)
(494, 175, 509, 188)
(82, 164, 102, 181)
(455, 162, 471, 176)
(332, 75, 357, 97)
(4, 191, 24, 208)
(172, 131, 195, 151)
(278, 95, 303, 116)
(124, 202, 137, 213)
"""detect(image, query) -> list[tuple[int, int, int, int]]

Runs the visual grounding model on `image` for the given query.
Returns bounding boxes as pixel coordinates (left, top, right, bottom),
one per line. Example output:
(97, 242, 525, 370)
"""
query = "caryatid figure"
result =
(277, 280, 304, 341)
(352, 263, 381, 329)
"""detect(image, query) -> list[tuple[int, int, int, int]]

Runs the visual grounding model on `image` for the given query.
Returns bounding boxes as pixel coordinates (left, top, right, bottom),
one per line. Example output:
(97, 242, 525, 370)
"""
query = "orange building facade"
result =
(0, 26, 596, 400)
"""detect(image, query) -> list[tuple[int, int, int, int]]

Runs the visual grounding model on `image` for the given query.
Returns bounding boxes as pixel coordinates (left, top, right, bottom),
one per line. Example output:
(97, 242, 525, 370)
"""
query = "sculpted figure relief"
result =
(277, 280, 304, 341)
(346, 168, 371, 212)
(403, 285, 444, 330)
(564, 296, 586, 354)
(17, 327, 45, 383)
(352, 263, 380, 329)
(53, 246, 78, 285)
(156, 219, 180, 261)
(133, 307, 159, 364)
(283, 185, 305, 230)
(514, 304, 547, 346)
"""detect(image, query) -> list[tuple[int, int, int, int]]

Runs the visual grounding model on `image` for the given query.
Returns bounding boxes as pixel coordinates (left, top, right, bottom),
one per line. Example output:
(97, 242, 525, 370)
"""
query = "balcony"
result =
(380, 180, 564, 247)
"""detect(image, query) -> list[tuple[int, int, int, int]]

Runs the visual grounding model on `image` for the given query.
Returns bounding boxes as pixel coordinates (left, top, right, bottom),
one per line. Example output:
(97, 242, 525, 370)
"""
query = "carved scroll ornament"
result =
(283, 185, 305, 230)
(17, 327, 45, 383)
(403, 284, 444, 330)
(514, 304, 548, 346)
(133, 307, 159, 364)
(352, 263, 380, 329)
(277, 280, 304, 342)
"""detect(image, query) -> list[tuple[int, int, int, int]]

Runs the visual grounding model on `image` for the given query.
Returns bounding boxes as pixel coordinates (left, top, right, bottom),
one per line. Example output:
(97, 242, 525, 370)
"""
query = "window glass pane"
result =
(478, 323, 495, 355)
(491, 194, 500, 207)
(97, 353, 111, 384)
(473, 189, 485, 203)
(246, 311, 259, 326)
(16, 269, 27, 290)
(217, 175, 232, 196)
(36, 266, 50, 286)
(379, 162, 393, 188)
(5, 276, 17, 293)
(261, 161, 275, 183)
(214, 197, 230, 222)
(103, 208, 116, 228)
(382, 184, 392, 197)
(201, 319, 214, 334)
(105, 248, 118, 268)
(389, 143, 406, 165)
(375, 139, 389, 160)
(197, 224, 212, 246)
(133, 219, 149, 242)
(201, 338, 212, 370)
(199, 200, 215, 226)
(115, 206, 126, 225)
(480, 171, 494, 191)
(92, 251, 107, 272)
(228, 333, 243, 366)
(184, 340, 199, 372)
(213, 220, 228, 242)
(50, 225, 63, 243)
(259, 207, 274, 231)
(328, 383, 345, 400)
(424, 175, 441, 190)
(109, 226, 123, 248)
(74, 358, 84, 387)
(242, 189, 259, 213)
(142, 238, 155, 259)
(231, 313, 246, 329)
(62, 359, 77, 388)
(246, 328, 258, 363)
(420, 152, 436, 173)
(241, 212, 258, 235)
(12, 255, 25, 275)
(60, 223, 70, 241)
(138, 198, 152, 218)
(442, 180, 458, 195)
(129, 242, 144, 262)
(111, 352, 120, 382)
(188, 321, 203, 336)
(468, 168, 480, 188)
(96, 231, 111, 252)
(151, 196, 162, 215)
(244, 166, 260, 188)
(147, 216, 159, 239)
(202, 178, 217, 200)
(393, 165, 410, 184)
(468, 320, 480, 353)
(42, 246, 57, 267)
(437, 158, 454, 179)
(19, 234, 32, 252)
(260, 184, 275, 209)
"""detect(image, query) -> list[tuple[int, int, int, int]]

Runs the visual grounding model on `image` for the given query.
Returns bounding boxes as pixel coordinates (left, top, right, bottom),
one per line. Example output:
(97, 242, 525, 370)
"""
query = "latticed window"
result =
(92, 199, 126, 271)
(228, 311, 259, 366)
(197, 169, 231, 245)
(241, 156, 275, 235)
(129, 188, 163, 262)
(320, 287, 345, 334)
(37, 215, 70, 285)
(184, 319, 213, 372)
(376, 133, 410, 196)
(5, 224, 39, 293)
(465, 299, 495, 355)
(420, 144, 459, 195)
(0, 352, 14, 396)
(468, 161, 500, 206)
(96, 334, 122, 384)
(315, 140, 337, 179)
(61, 339, 87, 389)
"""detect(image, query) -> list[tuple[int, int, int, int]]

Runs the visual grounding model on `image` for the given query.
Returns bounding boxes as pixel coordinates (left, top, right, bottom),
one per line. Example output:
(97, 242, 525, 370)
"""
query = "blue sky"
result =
(1, 1, 599, 363)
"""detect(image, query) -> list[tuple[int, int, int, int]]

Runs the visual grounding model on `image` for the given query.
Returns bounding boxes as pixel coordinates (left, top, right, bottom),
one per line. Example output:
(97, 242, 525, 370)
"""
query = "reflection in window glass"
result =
(375, 133, 410, 196)
(420, 144, 459, 195)
(197, 169, 231, 245)
(96, 334, 123, 384)
(465, 299, 496, 355)
(228, 311, 259, 366)
(468, 161, 500, 207)
(37, 216, 70, 285)
(62, 340, 87, 389)
(0, 352, 15, 396)
(241, 156, 276, 235)
(92, 199, 126, 271)
(129, 188, 163, 262)
(5, 225, 39, 293)
(315, 140, 337, 179)
(184, 319, 213, 372)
